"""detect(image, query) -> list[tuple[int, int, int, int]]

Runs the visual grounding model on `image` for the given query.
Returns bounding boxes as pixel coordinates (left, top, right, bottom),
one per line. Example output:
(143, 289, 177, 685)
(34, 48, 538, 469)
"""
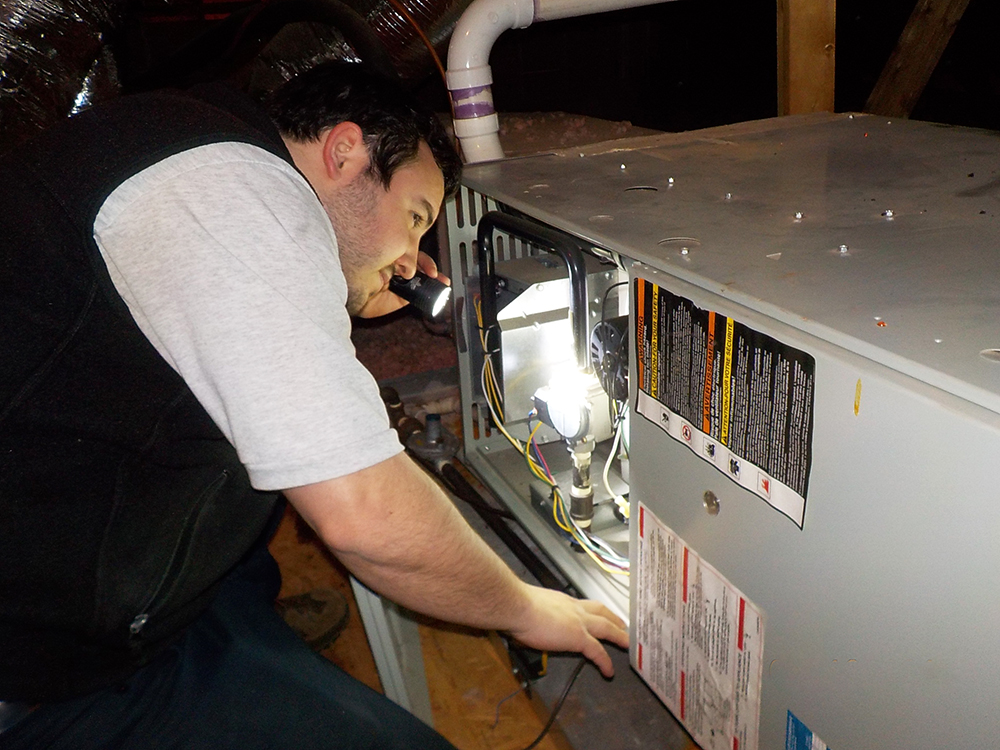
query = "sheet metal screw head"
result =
(703, 490, 720, 516)
(839, 244, 849, 255)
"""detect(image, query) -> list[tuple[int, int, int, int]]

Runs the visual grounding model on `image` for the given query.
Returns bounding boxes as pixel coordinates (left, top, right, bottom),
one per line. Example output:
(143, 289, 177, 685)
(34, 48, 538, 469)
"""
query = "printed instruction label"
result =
(633, 277, 815, 527)
(785, 711, 830, 750)
(634, 502, 765, 750)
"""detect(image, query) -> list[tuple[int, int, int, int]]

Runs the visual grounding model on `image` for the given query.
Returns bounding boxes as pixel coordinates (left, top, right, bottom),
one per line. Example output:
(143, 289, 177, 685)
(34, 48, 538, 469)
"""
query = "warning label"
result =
(635, 502, 765, 750)
(633, 277, 815, 527)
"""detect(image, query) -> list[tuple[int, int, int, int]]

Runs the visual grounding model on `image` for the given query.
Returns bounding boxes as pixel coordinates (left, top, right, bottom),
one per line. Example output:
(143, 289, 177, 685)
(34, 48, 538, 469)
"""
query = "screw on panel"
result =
(794, 211, 804, 221)
(703, 491, 720, 516)
(839, 244, 849, 255)
(882, 209, 894, 219)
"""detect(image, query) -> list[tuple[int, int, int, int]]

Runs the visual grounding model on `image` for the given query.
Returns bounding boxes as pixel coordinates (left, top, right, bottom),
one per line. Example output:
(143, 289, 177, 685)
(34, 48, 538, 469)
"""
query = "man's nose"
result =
(393, 240, 420, 279)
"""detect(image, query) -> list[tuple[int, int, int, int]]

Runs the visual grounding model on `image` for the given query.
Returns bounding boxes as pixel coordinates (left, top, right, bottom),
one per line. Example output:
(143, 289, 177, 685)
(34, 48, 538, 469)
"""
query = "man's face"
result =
(325, 141, 445, 316)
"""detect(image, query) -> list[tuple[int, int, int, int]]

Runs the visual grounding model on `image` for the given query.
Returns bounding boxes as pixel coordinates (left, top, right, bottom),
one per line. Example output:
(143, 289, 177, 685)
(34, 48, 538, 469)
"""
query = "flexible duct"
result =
(0, 0, 124, 155)
(349, 0, 475, 82)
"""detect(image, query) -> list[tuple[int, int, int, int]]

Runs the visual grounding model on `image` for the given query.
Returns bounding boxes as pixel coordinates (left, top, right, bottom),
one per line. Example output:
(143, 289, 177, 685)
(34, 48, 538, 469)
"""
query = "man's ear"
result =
(321, 121, 368, 184)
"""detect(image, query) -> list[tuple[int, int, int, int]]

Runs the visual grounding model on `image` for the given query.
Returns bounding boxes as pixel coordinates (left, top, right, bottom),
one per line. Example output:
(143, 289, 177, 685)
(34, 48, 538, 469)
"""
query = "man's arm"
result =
(283, 451, 629, 677)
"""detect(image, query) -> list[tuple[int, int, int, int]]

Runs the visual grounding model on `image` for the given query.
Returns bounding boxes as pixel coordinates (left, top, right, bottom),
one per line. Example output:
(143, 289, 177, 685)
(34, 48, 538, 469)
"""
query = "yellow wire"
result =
(475, 295, 626, 576)
(550, 487, 628, 576)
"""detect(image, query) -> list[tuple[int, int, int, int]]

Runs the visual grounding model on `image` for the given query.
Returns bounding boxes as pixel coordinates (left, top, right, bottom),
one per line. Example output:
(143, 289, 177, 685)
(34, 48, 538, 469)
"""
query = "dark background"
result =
(468, 0, 1000, 132)
(125, 0, 1000, 133)
(24, 0, 997, 137)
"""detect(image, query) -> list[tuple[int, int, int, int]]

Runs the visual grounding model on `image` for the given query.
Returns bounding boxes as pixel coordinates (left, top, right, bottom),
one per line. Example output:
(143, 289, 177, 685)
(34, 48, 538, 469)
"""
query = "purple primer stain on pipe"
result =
(452, 85, 495, 118)
(454, 101, 497, 118)
(453, 84, 491, 99)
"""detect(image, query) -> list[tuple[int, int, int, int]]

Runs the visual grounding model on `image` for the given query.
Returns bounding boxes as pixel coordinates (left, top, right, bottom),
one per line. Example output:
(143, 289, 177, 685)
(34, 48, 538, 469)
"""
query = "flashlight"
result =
(389, 271, 452, 319)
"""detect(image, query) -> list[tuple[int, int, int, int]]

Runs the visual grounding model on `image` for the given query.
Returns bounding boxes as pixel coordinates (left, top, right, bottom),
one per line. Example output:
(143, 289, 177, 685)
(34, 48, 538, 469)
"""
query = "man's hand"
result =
(508, 586, 629, 678)
(355, 250, 450, 318)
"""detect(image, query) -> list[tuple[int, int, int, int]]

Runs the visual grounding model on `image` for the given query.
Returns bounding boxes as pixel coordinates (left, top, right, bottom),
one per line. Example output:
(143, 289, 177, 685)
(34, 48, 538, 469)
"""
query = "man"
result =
(0, 61, 627, 747)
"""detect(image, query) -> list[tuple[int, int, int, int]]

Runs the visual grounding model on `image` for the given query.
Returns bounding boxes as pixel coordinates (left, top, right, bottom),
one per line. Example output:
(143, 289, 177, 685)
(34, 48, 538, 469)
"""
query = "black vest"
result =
(0, 86, 288, 701)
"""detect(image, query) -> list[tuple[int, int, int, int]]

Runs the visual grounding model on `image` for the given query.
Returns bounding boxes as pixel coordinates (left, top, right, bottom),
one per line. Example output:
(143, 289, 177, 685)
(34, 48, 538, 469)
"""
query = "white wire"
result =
(602, 420, 625, 507)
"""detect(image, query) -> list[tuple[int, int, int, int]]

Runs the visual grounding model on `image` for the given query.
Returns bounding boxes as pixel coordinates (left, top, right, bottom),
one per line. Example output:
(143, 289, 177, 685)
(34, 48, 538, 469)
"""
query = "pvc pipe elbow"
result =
(447, 0, 535, 73)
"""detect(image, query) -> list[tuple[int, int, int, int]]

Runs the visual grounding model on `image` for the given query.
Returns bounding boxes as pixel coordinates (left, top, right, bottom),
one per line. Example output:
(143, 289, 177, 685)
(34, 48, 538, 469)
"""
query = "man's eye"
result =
(412, 212, 423, 228)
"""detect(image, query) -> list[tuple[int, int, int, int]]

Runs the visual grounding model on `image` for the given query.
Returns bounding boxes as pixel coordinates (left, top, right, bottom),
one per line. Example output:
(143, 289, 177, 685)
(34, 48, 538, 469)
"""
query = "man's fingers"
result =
(579, 600, 629, 649)
(415, 251, 451, 286)
(581, 599, 626, 628)
(582, 638, 616, 678)
(586, 612, 630, 650)
(416, 251, 438, 277)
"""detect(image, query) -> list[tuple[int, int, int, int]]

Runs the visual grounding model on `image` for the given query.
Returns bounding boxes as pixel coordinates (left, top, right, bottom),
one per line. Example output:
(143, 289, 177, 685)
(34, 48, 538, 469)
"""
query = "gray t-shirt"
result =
(93, 141, 402, 491)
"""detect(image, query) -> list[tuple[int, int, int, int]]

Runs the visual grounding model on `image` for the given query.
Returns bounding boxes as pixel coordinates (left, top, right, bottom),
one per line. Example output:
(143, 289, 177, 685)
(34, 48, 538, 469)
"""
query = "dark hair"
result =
(266, 61, 462, 198)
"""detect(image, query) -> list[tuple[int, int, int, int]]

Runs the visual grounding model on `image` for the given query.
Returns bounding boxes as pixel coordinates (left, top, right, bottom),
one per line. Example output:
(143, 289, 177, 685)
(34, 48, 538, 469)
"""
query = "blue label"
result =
(786, 710, 829, 750)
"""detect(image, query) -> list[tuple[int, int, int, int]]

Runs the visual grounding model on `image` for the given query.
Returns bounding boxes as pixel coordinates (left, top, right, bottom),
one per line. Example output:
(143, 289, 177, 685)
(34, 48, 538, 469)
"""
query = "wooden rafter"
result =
(777, 0, 837, 115)
(865, 0, 973, 118)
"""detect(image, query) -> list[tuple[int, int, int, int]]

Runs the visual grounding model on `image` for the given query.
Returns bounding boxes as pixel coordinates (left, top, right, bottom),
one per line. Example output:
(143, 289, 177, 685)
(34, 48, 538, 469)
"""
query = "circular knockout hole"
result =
(979, 349, 1000, 362)
(658, 237, 701, 247)
(625, 185, 659, 192)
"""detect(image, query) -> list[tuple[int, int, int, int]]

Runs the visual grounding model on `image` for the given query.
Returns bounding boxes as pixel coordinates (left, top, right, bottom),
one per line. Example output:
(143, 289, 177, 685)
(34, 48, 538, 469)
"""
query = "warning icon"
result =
(681, 424, 693, 442)
(703, 441, 717, 461)
(728, 457, 741, 480)
(758, 473, 771, 498)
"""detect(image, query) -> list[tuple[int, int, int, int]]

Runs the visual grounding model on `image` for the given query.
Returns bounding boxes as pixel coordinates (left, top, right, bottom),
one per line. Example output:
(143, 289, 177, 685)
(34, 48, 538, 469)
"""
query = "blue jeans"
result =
(0, 531, 457, 750)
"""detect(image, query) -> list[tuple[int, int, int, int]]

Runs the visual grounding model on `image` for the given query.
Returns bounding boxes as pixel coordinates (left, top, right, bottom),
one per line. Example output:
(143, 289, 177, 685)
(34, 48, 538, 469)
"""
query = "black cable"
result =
(599, 280, 629, 427)
(600, 280, 628, 326)
(520, 659, 587, 750)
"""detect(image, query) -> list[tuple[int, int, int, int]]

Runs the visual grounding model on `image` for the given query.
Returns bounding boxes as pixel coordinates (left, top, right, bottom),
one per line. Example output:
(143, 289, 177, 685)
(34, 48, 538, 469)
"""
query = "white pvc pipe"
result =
(446, 0, 533, 163)
(534, 0, 673, 22)
(447, 0, 677, 162)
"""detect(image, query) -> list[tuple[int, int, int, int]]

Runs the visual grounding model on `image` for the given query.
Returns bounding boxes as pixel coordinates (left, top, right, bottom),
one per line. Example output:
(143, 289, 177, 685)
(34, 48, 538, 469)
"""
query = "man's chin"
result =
(345, 292, 367, 317)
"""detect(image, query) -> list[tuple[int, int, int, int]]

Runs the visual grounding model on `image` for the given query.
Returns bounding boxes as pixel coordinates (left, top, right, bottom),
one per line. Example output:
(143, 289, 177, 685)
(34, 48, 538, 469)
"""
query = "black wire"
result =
(519, 659, 587, 750)
(599, 281, 629, 427)
(600, 280, 628, 326)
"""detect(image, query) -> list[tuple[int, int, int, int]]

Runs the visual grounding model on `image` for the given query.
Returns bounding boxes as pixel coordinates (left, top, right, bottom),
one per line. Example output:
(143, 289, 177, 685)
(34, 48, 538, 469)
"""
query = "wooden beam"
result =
(865, 0, 972, 118)
(777, 0, 837, 115)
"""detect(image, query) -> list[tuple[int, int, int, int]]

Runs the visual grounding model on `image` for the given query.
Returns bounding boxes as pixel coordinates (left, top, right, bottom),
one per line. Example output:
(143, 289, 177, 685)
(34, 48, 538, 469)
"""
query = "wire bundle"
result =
(474, 297, 629, 578)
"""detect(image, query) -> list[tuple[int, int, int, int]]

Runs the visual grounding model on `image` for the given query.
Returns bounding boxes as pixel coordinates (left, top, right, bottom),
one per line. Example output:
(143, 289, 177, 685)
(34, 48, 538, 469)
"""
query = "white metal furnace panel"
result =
(460, 114, 1000, 749)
